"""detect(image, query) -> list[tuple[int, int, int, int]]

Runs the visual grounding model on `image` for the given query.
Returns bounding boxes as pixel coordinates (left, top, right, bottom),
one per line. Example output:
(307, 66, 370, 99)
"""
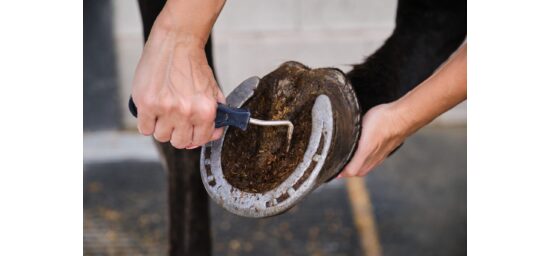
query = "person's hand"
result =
(339, 43, 466, 177)
(131, 22, 224, 149)
(339, 103, 407, 177)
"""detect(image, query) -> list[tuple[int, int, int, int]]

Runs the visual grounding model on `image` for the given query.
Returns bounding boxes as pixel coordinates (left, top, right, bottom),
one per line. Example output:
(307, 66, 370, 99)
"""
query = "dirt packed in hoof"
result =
(221, 62, 327, 193)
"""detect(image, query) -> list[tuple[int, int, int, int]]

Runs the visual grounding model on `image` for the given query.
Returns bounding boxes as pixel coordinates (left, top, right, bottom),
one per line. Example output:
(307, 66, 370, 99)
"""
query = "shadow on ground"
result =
(84, 127, 466, 255)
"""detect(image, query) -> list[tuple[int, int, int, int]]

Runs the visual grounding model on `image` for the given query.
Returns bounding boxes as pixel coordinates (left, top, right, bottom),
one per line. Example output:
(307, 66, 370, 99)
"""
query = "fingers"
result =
(153, 117, 173, 143)
(136, 108, 156, 136)
(134, 94, 158, 136)
(340, 130, 374, 177)
(190, 122, 215, 148)
(170, 122, 193, 149)
(339, 126, 385, 178)
(340, 149, 367, 177)
(188, 101, 217, 147)
(135, 90, 223, 149)
(210, 127, 224, 141)
(209, 87, 226, 142)
(215, 87, 226, 104)
(339, 153, 376, 178)
(357, 158, 384, 177)
(149, 101, 219, 149)
(340, 142, 393, 178)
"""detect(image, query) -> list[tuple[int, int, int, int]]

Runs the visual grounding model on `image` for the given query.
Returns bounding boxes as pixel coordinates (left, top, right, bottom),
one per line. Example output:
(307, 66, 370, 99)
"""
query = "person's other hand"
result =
(339, 103, 407, 177)
(131, 24, 224, 149)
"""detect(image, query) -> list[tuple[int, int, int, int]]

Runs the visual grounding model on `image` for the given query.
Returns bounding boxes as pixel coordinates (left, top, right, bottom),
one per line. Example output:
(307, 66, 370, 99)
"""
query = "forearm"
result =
(154, 0, 226, 49)
(393, 43, 467, 136)
(132, 0, 227, 148)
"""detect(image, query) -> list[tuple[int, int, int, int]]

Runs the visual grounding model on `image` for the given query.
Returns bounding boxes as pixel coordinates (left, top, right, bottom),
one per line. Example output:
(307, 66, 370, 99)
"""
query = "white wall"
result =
(113, 0, 465, 129)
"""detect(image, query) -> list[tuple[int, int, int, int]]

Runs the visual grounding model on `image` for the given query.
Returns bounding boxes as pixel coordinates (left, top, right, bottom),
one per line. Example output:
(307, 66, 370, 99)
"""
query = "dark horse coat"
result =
(137, 0, 466, 255)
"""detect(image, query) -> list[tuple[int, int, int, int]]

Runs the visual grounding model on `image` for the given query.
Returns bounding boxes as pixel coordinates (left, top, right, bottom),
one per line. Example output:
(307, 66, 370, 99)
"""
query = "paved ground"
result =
(367, 127, 466, 256)
(83, 126, 466, 255)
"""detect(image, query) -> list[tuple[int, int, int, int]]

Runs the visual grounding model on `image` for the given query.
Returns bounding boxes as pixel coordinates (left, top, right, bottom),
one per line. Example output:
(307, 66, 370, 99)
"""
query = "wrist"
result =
(387, 100, 418, 138)
(153, 12, 208, 49)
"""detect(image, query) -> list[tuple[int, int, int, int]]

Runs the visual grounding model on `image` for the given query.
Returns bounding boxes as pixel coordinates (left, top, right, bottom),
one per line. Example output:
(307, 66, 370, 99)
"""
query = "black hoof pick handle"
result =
(128, 97, 291, 134)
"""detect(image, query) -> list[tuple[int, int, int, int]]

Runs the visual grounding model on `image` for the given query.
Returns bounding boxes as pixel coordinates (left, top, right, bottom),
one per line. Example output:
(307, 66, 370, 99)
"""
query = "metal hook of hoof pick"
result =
(127, 94, 294, 152)
(214, 104, 294, 152)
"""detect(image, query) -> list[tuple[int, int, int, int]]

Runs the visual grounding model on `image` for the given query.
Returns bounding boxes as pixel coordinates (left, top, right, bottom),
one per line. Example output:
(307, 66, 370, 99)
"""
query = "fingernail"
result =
(187, 145, 200, 149)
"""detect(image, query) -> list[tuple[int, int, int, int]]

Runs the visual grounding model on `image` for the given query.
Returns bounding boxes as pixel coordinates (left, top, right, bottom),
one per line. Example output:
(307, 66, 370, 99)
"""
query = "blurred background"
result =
(84, 0, 466, 255)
